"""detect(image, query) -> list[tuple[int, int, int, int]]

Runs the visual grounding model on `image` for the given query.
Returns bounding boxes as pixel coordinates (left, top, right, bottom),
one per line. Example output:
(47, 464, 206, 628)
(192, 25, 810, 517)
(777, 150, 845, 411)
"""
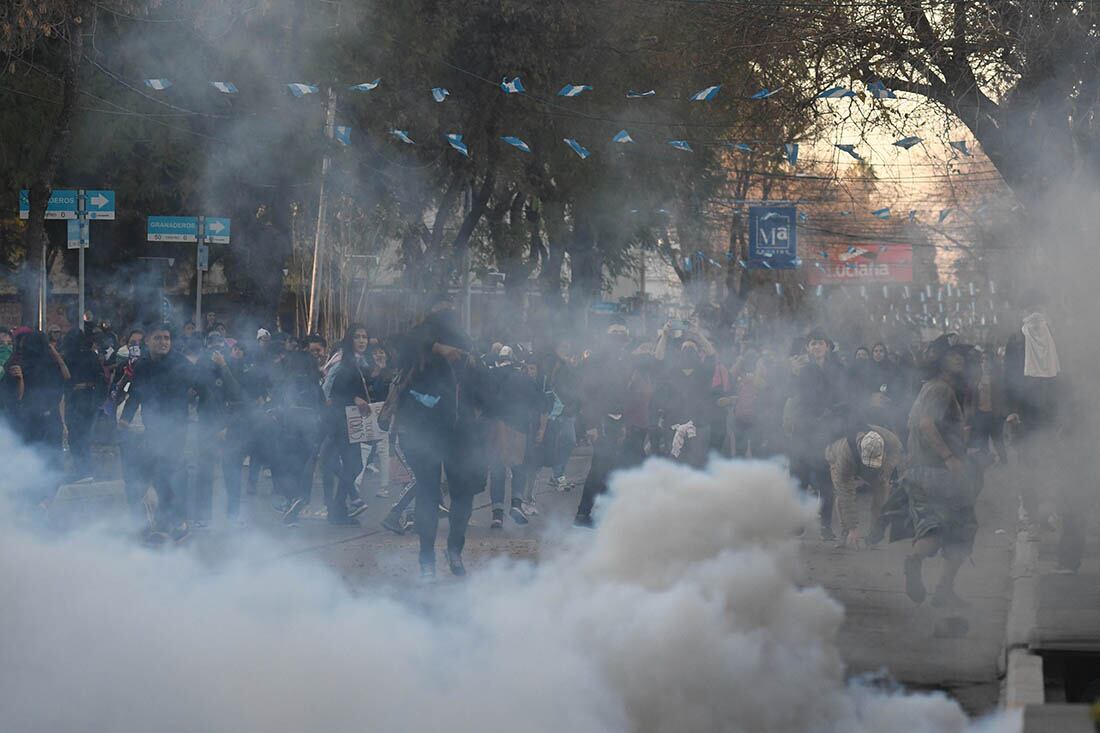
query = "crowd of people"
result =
(0, 290, 1071, 591)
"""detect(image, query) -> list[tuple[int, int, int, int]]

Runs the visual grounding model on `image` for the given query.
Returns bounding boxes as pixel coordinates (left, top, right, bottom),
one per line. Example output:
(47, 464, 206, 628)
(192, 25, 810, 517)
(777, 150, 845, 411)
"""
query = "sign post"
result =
(20, 188, 114, 329)
(147, 215, 231, 328)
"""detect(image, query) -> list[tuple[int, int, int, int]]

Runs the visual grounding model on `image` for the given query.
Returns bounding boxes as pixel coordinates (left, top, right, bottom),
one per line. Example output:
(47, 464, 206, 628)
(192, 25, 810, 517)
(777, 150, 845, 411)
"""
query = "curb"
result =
(1000, 527, 1043, 707)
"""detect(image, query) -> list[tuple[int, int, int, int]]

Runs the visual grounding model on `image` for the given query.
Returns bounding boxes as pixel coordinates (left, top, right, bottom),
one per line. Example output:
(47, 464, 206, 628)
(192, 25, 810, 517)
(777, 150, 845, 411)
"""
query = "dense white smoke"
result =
(0, 425, 1018, 733)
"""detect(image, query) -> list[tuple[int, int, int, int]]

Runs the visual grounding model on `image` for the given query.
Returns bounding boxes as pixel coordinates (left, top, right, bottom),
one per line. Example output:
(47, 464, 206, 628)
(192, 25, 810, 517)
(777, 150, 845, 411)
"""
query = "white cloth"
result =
(1022, 312, 1060, 378)
(670, 421, 697, 459)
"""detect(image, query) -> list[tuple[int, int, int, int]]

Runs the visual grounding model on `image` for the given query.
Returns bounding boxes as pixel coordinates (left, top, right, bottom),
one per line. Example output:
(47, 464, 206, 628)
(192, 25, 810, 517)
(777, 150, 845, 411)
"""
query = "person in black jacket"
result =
(786, 328, 850, 541)
(190, 331, 241, 525)
(118, 324, 196, 542)
(271, 351, 326, 526)
(61, 328, 105, 482)
(574, 410, 631, 528)
(327, 324, 375, 525)
(396, 294, 484, 578)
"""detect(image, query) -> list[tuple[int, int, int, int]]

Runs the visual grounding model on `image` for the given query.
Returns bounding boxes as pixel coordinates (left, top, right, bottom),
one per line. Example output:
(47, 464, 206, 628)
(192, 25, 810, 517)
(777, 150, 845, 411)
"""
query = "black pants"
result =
(66, 388, 99, 474)
(22, 407, 63, 502)
(144, 429, 187, 529)
(794, 456, 834, 532)
(272, 425, 319, 505)
(331, 437, 363, 519)
(221, 419, 249, 519)
(402, 435, 478, 565)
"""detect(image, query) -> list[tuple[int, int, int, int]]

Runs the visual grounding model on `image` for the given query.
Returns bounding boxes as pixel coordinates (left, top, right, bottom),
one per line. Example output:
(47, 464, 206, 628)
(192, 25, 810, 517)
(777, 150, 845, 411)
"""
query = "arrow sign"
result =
(205, 217, 231, 244)
(147, 215, 198, 243)
(19, 189, 78, 220)
(85, 190, 116, 220)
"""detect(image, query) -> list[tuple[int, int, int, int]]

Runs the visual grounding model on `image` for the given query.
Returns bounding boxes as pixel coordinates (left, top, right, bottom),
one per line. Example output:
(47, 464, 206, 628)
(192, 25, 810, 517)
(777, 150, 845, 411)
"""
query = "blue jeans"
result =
(548, 416, 576, 479)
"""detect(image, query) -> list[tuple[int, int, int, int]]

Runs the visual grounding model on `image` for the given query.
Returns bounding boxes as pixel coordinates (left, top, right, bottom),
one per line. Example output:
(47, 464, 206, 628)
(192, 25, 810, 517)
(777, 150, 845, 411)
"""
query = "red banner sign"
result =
(807, 244, 913, 284)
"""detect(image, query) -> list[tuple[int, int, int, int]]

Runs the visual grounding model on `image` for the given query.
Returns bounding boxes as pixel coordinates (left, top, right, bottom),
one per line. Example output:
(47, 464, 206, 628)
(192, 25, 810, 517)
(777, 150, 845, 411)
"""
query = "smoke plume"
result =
(0, 426, 1018, 733)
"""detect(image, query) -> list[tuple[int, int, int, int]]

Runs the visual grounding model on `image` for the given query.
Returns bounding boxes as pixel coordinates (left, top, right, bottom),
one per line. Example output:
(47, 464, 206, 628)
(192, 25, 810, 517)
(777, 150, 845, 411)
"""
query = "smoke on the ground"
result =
(0, 426, 1018, 733)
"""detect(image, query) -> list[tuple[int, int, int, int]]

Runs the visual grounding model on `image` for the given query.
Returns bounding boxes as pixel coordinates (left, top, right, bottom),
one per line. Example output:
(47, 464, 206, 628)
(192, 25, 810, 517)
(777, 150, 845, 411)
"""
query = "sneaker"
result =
(283, 498, 305, 525)
(271, 498, 289, 513)
(348, 503, 369, 519)
(820, 526, 836, 542)
(931, 587, 970, 609)
(904, 555, 926, 604)
(170, 522, 191, 543)
(522, 501, 539, 516)
(573, 514, 595, 529)
(509, 504, 529, 526)
(438, 503, 449, 517)
(419, 563, 436, 582)
(491, 509, 504, 529)
(349, 498, 367, 512)
(381, 512, 406, 535)
(446, 550, 466, 577)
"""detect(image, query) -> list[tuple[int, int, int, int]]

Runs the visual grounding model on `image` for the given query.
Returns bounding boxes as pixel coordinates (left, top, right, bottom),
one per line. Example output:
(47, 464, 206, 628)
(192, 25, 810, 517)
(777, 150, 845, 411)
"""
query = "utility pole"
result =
(307, 86, 336, 335)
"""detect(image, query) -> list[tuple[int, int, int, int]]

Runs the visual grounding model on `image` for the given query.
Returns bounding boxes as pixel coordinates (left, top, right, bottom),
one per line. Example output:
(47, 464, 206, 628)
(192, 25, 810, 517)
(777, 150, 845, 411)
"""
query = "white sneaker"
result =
(523, 501, 539, 516)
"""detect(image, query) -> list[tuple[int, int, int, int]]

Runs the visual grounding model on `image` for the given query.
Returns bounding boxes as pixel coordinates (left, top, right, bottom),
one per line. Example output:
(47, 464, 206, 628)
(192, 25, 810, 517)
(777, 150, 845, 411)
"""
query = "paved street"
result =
(55, 447, 1018, 715)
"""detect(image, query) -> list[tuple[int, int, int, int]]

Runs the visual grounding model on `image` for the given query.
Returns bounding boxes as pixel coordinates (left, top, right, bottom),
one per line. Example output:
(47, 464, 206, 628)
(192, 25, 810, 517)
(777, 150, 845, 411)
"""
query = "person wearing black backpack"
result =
(272, 351, 327, 526)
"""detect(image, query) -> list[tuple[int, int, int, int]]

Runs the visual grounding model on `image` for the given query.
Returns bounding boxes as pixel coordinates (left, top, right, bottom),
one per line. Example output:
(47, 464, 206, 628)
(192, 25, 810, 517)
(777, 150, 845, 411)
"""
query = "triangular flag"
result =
(835, 144, 862, 160)
(939, 208, 953, 223)
(288, 83, 319, 97)
(501, 135, 531, 153)
(558, 84, 592, 97)
(210, 81, 237, 94)
(949, 140, 971, 156)
(349, 79, 381, 92)
(627, 89, 656, 98)
(730, 143, 752, 153)
(893, 135, 922, 149)
(817, 87, 855, 99)
(500, 76, 525, 94)
(333, 126, 352, 146)
(563, 138, 590, 159)
(612, 130, 635, 144)
(867, 81, 896, 99)
(690, 85, 721, 102)
(872, 208, 890, 219)
(784, 143, 799, 165)
(668, 140, 693, 152)
(144, 79, 172, 91)
(750, 87, 781, 99)
(431, 88, 449, 103)
(445, 133, 469, 157)
(391, 130, 415, 144)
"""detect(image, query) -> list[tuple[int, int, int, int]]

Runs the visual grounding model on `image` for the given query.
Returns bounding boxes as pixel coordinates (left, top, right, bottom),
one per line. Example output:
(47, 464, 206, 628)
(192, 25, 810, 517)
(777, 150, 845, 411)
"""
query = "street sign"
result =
(747, 205, 798, 269)
(147, 215, 198, 243)
(19, 189, 78, 220)
(85, 190, 116, 220)
(66, 219, 89, 249)
(205, 217, 231, 244)
(197, 244, 210, 271)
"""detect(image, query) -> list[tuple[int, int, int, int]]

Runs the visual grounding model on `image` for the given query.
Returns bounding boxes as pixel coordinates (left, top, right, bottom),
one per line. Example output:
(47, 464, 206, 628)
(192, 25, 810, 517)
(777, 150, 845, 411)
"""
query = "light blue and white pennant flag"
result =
(432, 88, 449, 102)
(144, 79, 172, 91)
(501, 135, 531, 152)
(690, 85, 721, 102)
(210, 81, 238, 94)
(558, 84, 591, 97)
(392, 130, 415, 144)
(563, 138, 590, 159)
(612, 130, 635, 144)
(288, 83, 319, 97)
(349, 79, 381, 92)
(445, 133, 469, 157)
(500, 77, 525, 94)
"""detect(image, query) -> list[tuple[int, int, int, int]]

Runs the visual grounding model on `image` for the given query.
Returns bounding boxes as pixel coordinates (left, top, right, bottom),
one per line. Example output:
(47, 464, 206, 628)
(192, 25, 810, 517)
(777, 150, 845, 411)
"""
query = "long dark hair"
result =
(339, 323, 369, 358)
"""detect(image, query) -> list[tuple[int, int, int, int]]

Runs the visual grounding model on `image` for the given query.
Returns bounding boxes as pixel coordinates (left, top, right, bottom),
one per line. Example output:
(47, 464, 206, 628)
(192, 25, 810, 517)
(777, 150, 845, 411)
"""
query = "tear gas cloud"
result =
(0, 424, 1018, 733)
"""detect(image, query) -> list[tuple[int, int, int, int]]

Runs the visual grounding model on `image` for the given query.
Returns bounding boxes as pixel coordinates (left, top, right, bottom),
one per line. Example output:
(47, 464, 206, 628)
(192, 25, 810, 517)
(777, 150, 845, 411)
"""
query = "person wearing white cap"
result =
(825, 424, 903, 549)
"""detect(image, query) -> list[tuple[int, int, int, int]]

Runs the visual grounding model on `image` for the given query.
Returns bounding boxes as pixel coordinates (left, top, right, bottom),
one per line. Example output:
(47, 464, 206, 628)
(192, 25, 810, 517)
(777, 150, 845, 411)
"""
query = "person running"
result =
(119, 324, 196, 543)
(396, 294, 484, 578)
(486, 346, 543, 528)
(901, 343, 981, 608)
